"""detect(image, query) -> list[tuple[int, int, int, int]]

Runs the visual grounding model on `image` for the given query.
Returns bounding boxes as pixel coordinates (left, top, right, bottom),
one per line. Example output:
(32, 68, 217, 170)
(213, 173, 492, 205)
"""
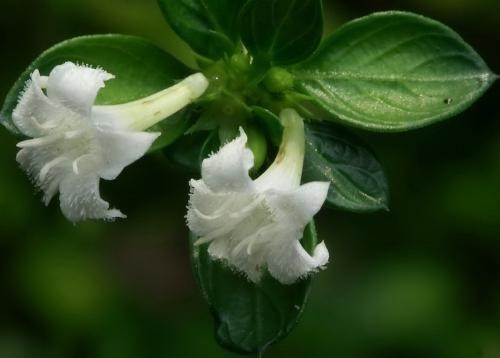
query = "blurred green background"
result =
(0, 0, 499, 357)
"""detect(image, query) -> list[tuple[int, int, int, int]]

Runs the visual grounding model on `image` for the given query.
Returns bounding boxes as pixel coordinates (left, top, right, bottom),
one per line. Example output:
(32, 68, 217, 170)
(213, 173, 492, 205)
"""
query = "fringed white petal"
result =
(266, 181, 330, 229)
(201, 128, 255, 193)
(267, 240, 329, 285)
(59, 173, 125, 222)
(16, 144, 69, 205)
(46, 62, 114, 116)
(12, 70, 70, 137)
(208, 238, 266, 283)
(95, 128, 160, 180)
(187, 180, 267, 240)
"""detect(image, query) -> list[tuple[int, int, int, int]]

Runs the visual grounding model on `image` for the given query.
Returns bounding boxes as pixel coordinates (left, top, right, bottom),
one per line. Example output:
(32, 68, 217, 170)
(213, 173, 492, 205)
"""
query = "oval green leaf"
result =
(157, 0, 248, 60)
(0, 35, 192, 151)
(294, 11, 497, 131)
(190, 221, 318, 354)
(303, 122, 389, 212)
(240, 0, 324, 66)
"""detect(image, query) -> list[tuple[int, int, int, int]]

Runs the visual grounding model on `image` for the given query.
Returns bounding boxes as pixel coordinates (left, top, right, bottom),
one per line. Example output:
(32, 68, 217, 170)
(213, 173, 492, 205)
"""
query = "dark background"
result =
(0, 0, 499, 357)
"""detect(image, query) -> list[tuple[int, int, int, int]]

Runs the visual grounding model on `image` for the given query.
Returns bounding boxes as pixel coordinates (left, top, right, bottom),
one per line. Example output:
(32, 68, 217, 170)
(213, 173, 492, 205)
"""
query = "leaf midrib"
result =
(198, 0, 235, 51)
(297, 70, 493, 83)
(268, 0, 298, 56)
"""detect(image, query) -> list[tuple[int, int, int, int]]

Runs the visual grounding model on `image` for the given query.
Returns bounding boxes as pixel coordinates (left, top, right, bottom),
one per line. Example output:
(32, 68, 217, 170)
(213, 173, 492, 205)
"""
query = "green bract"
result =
(190, 222, 318, 354)
(0, 35, 193, 151)
(294, 11, 496, 131)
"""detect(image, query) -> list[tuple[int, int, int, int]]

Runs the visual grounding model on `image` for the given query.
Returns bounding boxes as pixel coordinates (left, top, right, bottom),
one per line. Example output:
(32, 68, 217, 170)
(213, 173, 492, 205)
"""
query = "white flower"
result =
(187, 108, 330, 284)
(13, 62, 208, 222)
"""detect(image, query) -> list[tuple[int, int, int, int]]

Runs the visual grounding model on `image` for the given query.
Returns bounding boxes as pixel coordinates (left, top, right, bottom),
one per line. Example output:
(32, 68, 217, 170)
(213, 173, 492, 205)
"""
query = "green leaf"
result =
(190, 221, 318, 354)
(303, 122, 389, 212)
(0, 35, 192, 150)
(164, 130, 220, 173)
(240, 0, 324, 66)
(294, 11, 497, 131)
(157, 0, 248, 60)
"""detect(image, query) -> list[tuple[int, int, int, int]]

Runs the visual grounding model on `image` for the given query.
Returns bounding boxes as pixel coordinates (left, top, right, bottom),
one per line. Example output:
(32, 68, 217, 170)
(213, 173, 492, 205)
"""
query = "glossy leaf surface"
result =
(158, 0, 248, 60)
(295, 12, 497, 131)
(240, 0, 323, 66)
(303, 122, 389, 212)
